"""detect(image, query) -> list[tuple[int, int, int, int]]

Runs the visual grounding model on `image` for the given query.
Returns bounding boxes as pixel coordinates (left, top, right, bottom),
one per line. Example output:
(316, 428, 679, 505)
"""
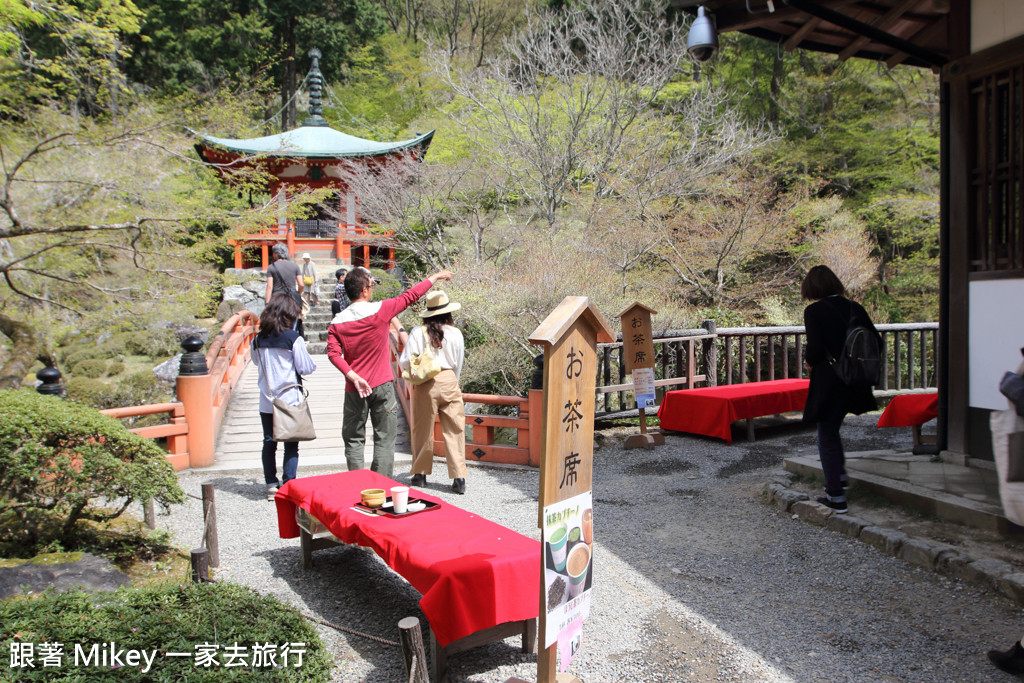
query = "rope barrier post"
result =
(143, 499, 156, 530)
(190, 548, 209, 583)
(398, 617, 429, 683)
(201, 483, 219, 568)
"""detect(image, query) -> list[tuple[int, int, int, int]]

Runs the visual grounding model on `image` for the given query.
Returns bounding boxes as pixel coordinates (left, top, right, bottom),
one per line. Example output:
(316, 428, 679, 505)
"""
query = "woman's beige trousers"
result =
(409, 369, 467, 478)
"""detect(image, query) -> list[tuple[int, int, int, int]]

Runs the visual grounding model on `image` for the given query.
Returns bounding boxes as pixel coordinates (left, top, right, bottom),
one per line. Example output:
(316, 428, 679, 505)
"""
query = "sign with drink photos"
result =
(530, 296, 614, 682)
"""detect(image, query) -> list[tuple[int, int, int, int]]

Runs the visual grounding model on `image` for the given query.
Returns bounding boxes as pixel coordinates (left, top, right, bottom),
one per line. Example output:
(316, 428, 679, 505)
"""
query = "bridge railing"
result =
(97, 311, 260, 471)
(99, 402, 190, 470)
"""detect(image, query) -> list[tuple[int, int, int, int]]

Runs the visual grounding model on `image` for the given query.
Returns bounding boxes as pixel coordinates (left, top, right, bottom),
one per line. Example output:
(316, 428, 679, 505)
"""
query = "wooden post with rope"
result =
(398, 617, 429, 683)
(201, 483, 220, 567)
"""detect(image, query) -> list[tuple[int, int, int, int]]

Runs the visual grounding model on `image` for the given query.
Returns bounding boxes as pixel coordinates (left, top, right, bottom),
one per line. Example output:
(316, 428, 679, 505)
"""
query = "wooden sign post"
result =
(618, 302, 665, 451)
(529, 297, 614, 683)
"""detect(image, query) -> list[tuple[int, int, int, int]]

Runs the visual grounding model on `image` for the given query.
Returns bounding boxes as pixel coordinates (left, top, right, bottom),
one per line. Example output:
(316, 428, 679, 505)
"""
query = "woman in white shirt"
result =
(400, 290, 467, 494)
(253, 294, 317, 500)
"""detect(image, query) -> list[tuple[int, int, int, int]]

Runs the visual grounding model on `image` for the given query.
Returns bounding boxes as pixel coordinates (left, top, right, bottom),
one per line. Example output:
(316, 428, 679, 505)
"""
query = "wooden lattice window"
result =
(969, 62, 1024, 274)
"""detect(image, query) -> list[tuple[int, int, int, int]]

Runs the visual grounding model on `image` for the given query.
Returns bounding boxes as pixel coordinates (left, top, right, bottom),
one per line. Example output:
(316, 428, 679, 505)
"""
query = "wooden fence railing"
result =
(595, 320, 939, 418)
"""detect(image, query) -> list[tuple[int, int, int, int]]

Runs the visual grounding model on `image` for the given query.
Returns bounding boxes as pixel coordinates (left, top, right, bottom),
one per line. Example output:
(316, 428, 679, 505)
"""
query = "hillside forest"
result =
(0, 0, 940, 396)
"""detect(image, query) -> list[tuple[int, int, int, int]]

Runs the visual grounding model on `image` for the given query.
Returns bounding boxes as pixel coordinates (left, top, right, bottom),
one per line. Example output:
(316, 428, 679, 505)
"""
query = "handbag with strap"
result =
(402, 340, 442, 385)
(303, 275, 315, 286)
(269, 383, 316, 442)
(253, 340, 317, 442)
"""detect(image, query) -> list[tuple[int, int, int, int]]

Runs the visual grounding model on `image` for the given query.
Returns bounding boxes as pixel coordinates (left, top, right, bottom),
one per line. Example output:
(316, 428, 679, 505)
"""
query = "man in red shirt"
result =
(327, 267, 453, 476)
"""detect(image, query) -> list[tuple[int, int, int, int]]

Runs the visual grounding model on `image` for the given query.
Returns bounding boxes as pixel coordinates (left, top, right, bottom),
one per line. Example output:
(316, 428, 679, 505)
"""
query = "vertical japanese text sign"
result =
(619, 302, 656, 374)
(530, 296, 615, 517)
(529, 297, 615, 681)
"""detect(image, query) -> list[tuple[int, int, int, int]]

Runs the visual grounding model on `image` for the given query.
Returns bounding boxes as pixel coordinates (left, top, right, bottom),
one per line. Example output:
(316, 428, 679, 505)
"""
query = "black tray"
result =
(355, 496, 440, 518)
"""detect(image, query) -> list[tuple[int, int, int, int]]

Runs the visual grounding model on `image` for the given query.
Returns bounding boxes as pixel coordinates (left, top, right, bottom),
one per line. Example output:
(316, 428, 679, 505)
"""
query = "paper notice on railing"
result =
(633, 367, 656, 410)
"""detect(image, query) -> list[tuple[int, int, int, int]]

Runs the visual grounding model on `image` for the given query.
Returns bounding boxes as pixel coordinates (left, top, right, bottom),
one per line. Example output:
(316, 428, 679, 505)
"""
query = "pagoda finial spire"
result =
(304, 47, 328, 127)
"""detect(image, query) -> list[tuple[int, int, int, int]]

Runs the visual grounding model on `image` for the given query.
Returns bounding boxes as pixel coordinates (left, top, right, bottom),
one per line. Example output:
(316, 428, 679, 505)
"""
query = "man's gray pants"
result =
(343, 381, 398, 478)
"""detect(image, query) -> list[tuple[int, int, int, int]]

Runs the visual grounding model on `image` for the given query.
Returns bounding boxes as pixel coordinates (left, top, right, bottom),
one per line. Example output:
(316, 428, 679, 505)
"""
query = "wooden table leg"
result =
(746, 418, 755, 441)
(300, 528, 313, 570)
(430, 628, 448, 683)
(522, 618, 537, 654)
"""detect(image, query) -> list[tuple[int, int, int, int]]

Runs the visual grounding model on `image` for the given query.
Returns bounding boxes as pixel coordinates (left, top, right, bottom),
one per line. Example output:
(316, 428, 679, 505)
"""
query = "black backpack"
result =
(827, 304, 882, 387)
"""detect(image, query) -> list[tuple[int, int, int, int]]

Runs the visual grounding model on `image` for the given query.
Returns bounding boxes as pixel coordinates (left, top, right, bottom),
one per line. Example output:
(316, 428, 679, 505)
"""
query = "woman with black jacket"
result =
(801, 265, 882, 514)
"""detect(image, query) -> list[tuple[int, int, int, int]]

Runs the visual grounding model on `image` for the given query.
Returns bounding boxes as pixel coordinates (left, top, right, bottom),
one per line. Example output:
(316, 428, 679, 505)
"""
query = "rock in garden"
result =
(153, 354, 182, 383)
(166, 321, 210, 344)
(222, 285, 255, 303)
(0, 553, 129, 598)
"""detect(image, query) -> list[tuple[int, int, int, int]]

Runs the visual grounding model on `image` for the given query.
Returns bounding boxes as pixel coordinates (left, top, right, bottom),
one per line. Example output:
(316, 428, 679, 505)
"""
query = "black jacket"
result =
(802, 296, 881, 423)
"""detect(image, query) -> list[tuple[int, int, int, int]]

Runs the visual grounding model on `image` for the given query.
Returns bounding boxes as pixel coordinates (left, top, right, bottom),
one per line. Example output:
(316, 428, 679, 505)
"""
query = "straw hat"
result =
(421, 290, 461, 318)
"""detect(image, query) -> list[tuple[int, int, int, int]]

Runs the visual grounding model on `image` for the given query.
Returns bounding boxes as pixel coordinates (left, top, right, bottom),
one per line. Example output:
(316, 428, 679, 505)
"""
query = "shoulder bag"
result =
(253, 340, 317, 442)
(402, 334, 442, 385)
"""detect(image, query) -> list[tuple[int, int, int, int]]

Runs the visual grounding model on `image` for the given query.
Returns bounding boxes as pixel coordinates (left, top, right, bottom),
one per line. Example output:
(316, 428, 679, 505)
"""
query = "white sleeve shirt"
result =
(400, 325, 464, 380)
(255, 336, 317, 413)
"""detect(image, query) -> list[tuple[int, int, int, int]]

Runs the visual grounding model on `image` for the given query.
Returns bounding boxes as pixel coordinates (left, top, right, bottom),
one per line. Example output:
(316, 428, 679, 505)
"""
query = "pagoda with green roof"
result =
(192, 48, 433, 270)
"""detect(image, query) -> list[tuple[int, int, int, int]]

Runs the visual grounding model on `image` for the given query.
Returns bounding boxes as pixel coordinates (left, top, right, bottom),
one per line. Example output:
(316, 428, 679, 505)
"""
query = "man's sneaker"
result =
(989, 640, 1024, 675)
(815, 496, 848, 514)
(410, 473, 427, 487)
(267, 485, 279, 501)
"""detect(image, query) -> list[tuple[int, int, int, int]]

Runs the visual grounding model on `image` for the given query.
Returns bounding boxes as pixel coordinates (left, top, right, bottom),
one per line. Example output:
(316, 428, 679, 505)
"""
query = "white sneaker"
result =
(267, 485, 279, 501)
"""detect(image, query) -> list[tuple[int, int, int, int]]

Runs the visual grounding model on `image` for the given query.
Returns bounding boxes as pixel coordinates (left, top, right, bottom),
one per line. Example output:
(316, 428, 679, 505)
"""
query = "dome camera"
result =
(686, 6, 718, 63)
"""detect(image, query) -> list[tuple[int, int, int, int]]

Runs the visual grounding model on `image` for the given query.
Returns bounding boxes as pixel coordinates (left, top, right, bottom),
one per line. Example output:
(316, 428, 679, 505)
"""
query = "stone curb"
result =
(762, 471, 1024, 606)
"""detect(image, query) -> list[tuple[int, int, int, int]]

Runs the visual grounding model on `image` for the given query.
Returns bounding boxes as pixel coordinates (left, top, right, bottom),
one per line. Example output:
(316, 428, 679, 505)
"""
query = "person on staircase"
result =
(301, 253, 319, 307)
(253, 293, 317, 500)
(265, 243, 305, 338)
(327, 266, 453, 478)
(400, 290, 467, 494)
(331, 268, 349, 317)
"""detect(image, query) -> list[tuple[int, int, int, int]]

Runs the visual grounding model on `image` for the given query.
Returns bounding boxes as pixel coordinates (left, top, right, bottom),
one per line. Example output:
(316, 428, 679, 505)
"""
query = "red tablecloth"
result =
(877, 393, 938, 428)
(276, 470, 540, 647)
(657, 379, 810, 444)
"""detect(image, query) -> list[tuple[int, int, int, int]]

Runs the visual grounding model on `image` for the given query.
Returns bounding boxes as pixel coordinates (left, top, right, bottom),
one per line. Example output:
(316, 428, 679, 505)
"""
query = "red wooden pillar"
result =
(233, 242, 242, 269)
(260, 244, 269, 270)
(335, 223, 345, 263)
(286, 222, 295, 258)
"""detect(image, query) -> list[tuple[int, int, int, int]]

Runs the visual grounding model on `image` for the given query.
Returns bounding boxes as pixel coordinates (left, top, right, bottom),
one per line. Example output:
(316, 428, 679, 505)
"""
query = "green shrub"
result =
(65, 376, 115, 408)
(106, 359, 125, 376)
(125, 329, 179, 358)
(72, 358, 108, 378)
(371, 268, 402, 300)
(113, 371, 173, 408)
(0, 390, 185, 546)
(61, 344, 105, 368)
(0, 581, 332, 681)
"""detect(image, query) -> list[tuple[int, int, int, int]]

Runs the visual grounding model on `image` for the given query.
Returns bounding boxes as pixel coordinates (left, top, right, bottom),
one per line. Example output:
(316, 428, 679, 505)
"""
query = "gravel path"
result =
(153, 415, 1024, 682)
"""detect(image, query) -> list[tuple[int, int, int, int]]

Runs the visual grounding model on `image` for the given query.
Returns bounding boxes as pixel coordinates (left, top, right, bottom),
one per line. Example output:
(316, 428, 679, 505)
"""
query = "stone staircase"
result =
(303, 270, 342, 354)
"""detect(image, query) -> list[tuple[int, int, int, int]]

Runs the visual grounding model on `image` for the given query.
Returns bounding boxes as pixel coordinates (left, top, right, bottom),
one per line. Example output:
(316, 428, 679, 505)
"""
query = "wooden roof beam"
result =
(783, 16, 821, 51)
(885, 15, 948, 68)
(838, 0, 923, 61)
(704, 0, 863, 33)
(780, 0, 947, 66)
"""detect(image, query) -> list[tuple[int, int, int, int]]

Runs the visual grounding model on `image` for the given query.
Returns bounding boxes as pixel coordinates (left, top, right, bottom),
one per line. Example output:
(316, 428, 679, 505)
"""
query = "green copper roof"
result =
(190, 126, 434, 160)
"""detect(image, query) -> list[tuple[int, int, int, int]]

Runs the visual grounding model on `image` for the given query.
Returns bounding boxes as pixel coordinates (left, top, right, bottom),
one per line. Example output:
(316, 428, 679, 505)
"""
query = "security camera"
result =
(686, 6, 718, 63)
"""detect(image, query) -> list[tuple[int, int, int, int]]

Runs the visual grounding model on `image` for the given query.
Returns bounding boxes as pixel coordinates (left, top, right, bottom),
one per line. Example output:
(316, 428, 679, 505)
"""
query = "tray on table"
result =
(355, 496, 440, 518)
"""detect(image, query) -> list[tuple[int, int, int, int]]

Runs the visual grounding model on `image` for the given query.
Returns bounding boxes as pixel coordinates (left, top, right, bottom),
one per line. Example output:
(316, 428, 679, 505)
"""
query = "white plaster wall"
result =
(969, 278, 1024, 409)
(972, 0, 1024, 52)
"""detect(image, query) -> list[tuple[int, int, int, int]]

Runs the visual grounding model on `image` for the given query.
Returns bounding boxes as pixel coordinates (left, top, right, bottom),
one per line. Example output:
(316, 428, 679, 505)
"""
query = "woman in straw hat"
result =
(400, 290, 467, 494)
